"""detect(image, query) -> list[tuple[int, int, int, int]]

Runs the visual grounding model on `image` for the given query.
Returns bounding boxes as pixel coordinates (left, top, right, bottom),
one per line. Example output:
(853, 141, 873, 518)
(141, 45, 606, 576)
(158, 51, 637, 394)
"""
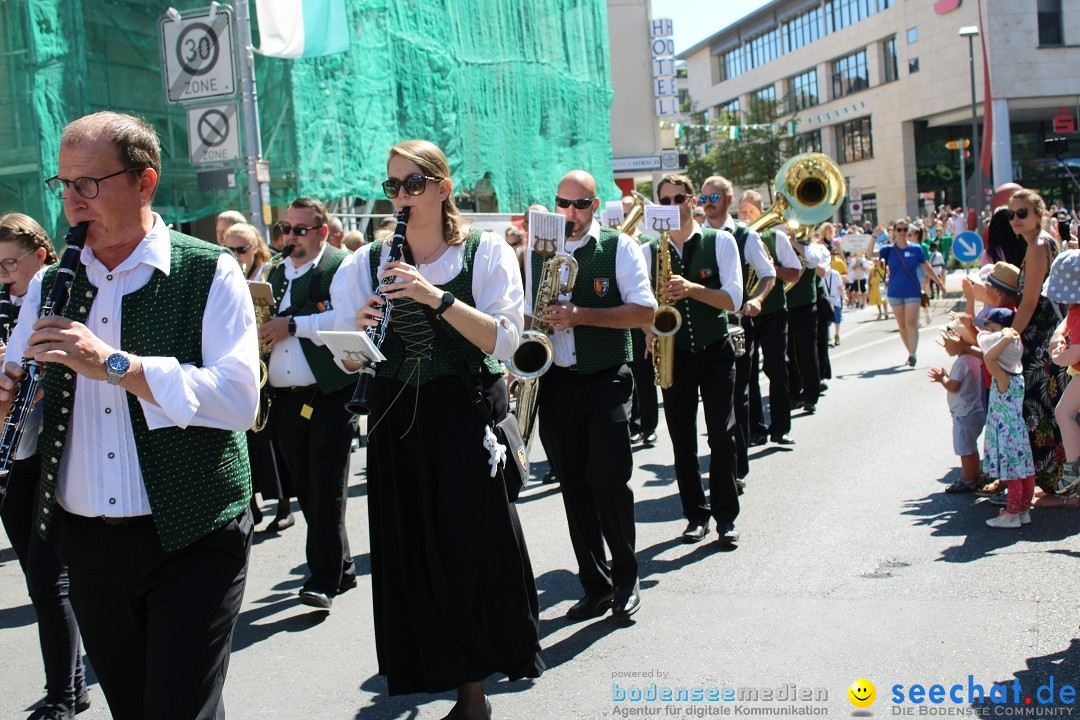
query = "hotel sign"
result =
(651, 18, 679, 117)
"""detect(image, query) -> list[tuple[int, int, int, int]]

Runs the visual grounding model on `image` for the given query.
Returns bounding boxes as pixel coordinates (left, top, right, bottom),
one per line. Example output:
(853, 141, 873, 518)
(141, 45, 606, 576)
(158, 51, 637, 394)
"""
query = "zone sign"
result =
(159, 8, 237, 104)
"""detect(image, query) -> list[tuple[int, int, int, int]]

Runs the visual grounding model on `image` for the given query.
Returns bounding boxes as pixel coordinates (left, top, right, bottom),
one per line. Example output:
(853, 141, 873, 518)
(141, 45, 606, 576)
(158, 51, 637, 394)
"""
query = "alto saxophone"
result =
(249, 245, 294, 433)
(651, 227, 682, 389)
(507, 221, 576, 450)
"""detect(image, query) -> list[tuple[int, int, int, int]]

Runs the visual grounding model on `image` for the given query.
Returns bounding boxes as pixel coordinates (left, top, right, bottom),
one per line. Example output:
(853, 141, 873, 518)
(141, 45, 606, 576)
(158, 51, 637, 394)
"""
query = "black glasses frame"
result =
(275, 223, 324, 237)
(382, 174, 440, 200)
(44, 167, 143, 200)
(554, 196, 595, 210)
(1006, 208, 1030, 221)
(0, 248, 39, 273)
(658, 194, 689, 206)
(226, 243, 253, 254)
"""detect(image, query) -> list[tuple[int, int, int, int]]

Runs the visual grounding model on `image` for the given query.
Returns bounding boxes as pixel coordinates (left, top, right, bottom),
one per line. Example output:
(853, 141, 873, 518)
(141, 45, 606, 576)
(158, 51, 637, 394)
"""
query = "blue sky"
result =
(650, 0, 775, 54)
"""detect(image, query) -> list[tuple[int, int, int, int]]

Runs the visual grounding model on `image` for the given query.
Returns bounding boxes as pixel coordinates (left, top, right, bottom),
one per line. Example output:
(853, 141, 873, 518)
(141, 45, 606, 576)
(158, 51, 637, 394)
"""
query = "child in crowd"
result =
(975, 307, 1034, 528)
(1044, 250, 1080, 495)
(824, 264, 844, 346)
(929, 328, 987, 493)
(869, 258, 888, 320)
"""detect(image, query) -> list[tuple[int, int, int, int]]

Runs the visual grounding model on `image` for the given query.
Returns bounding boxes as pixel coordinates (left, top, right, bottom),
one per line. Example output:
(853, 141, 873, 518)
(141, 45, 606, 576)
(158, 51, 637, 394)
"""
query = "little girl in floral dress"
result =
(976, 307, 1035, 528)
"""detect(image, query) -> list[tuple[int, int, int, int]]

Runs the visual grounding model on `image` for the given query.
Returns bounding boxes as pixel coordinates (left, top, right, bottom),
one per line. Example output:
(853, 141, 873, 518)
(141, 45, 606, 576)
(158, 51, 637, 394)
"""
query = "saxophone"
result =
(249, 245, 294, 433)
(651, 227, 682, 389)
(507, 221, 576, 450)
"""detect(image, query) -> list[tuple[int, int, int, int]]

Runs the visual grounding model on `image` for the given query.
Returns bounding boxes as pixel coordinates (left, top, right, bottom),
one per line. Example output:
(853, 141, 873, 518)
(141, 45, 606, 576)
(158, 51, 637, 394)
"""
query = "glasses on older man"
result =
(44, 167, 144, 200)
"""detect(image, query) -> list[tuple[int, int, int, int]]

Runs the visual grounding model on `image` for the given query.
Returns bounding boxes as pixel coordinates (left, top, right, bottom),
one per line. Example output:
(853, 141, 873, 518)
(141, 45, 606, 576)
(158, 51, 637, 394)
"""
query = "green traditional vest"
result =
(267, 245, 352, 393)
(368, 229, 502, 385)
(785, 239, 817, 309)
(757, 229, 787, 316)
(35, 231, 251, 553)
(645, 228, 730, 352)
(530, 227, 632, 373)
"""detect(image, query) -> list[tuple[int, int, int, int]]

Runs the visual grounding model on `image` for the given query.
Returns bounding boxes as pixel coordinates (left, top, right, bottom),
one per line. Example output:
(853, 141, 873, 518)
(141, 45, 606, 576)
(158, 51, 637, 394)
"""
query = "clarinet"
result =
(0, 222, 88, 505)
(0, 285, 13, 346)
(345, 207, 410, 416)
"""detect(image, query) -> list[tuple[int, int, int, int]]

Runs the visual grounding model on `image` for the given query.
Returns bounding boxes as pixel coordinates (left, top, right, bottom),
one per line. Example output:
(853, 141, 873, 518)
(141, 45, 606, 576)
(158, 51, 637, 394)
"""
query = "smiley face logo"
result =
(848, 679, 876, 708)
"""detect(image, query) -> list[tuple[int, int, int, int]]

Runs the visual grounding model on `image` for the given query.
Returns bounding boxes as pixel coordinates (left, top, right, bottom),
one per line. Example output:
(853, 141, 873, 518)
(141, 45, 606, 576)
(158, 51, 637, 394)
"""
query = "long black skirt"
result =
(367, 373, 544, 695)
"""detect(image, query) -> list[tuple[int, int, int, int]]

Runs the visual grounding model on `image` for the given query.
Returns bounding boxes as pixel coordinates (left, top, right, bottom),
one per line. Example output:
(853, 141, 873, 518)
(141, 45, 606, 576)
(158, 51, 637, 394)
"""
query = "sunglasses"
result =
(698, 193, 721, 205)
(382, 174, 439, 199)
(659, 194, 689, 206)
(44, 167, 143, 200)
(274, 223, 323, 237)
(894, 226, 908, 232)
(554, 196, 595, 210)
(226, 244, 253, 254)
(1006, 208, 1030, 221)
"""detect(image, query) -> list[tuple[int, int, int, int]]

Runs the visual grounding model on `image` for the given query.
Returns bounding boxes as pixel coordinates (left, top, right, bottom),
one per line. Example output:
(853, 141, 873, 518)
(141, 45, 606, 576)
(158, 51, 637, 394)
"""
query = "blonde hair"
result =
(223, 223, 271, 277)
(1010, 188, 1047, 220)
(818, 222, 835, 240)
(388, 140, 468, 246)
(702, 175, 734, 202)
(0, 213, 58, 264)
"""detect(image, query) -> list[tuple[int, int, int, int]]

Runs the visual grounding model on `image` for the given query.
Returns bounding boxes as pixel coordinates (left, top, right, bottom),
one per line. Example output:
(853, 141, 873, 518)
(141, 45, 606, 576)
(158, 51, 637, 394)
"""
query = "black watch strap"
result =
(288, 318, 297, 335)
(433, 291, 455, 318)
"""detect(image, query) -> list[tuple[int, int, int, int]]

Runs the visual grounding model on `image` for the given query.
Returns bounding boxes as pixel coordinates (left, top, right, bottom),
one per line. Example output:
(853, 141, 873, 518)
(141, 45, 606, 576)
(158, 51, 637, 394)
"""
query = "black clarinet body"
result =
(346, 207, 410, 416)
(0, 222, 88, 506)
(0, 284, 13, 346)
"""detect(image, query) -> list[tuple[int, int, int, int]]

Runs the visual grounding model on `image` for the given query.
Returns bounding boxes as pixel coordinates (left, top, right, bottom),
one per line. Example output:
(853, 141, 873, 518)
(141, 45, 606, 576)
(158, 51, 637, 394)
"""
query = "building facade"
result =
(678, 0, 1080, 224)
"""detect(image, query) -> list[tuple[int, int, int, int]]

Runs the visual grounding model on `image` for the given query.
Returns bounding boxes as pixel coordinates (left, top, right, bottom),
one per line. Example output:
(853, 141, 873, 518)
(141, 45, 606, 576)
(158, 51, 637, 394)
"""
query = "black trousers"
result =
(732, 315, 756, 479)
(271, 384, 357, 596)
(54, 508, 251, 720)
(539, 364, 637, 595)
(786, 303, 820, 405)
(752, 309, 792, 437)
(629, 329, 658, 435)
(816, 298, 833, 381)
(0, 455, 85, 711)
(661, 340, 740, 527)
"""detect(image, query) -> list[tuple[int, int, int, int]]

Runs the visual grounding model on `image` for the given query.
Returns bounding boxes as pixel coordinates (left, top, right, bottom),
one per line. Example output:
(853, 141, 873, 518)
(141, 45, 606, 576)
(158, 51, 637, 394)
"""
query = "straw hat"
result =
(986, 262, 1020, 295)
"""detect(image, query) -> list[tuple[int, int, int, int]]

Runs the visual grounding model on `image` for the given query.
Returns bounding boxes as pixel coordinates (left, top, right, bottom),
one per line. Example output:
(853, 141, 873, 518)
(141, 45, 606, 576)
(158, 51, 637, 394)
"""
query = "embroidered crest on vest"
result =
(594, 278, 610, 297)
(699, 268, 714, 281)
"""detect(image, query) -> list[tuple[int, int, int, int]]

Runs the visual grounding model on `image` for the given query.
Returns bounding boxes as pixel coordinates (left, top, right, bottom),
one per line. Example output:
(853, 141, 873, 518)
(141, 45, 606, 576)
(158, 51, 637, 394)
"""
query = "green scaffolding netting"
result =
(0, 0, 618, 240)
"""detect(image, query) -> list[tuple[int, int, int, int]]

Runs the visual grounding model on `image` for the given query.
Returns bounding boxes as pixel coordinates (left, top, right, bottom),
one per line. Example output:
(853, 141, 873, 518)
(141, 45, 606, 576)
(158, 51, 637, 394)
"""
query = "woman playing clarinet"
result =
(333, 140, 542, 719)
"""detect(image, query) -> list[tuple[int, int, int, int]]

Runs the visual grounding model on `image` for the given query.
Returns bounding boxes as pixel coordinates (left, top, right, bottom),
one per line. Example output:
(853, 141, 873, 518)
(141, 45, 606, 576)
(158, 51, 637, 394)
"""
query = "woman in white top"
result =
(334, 140, 542, 719)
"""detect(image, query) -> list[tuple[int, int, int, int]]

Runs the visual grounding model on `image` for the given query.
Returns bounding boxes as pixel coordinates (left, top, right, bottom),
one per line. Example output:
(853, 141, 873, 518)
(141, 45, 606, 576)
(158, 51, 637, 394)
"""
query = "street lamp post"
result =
(959, 26, 981, 226)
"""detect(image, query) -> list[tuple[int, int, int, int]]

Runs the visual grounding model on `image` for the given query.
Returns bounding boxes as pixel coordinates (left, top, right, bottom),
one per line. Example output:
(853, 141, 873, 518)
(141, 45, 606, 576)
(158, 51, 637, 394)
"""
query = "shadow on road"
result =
(232, 596, 329, 652)
(0, 601, 34, 630)
(971, 638, 1080, 711)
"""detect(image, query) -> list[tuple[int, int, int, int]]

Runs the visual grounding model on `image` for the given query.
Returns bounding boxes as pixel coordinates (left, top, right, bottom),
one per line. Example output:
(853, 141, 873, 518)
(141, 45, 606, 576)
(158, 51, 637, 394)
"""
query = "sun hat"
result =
(1043, 249, 1080, 304)
(974, 306, 1015, 331)
(987, 262, 1020, 295)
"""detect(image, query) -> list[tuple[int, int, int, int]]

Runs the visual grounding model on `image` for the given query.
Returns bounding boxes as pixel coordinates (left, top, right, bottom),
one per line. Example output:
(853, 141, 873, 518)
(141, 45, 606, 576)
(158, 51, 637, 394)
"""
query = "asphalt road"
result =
(3, 300, 1079, 719)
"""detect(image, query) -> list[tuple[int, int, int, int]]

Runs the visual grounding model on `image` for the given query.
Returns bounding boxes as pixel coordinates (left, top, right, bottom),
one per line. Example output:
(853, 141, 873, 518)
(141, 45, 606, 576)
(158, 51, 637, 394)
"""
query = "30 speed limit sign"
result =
(159, 8, 237, 104)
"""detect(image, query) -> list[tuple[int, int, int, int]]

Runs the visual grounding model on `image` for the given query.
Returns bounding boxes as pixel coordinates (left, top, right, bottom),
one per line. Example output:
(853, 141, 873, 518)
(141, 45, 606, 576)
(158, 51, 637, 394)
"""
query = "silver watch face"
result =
(107, 353, 130, 375)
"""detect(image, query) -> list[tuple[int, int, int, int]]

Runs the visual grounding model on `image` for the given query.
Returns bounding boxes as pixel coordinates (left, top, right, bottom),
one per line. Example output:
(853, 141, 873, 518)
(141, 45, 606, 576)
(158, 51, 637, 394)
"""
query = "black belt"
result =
(273, 384, 318, 394)
(96, 515, 154, 528)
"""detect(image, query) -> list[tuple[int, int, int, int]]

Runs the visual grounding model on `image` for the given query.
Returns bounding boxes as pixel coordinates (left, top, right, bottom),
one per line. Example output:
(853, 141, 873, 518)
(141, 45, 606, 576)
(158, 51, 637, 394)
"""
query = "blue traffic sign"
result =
(952, 231, 983, 264)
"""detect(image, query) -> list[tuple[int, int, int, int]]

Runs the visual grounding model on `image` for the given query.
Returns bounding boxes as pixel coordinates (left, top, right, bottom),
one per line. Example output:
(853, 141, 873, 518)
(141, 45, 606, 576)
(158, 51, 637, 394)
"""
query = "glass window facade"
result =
(823, 0, 894, 35)
(883, 37, 899, 83)
(782, 7, 822, 54)
(836, 116, 874, 163)
(789, 68, 819, 112)
(1038, 0, 1064, 46)
(793, 129, 822, 154)
(832, 49, 869, 99)
(715, 98, 741, 124)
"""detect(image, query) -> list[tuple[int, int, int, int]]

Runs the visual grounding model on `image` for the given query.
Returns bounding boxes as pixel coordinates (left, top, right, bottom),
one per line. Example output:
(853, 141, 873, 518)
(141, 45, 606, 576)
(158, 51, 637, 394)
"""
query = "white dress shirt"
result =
(524, 220, 656, 369)
(641, 220, 743, 312)
(267, 243, 353, 388)
(333, 229, 524, 362)
(5, 214, 259, 518)
(706, 216, 777, 283)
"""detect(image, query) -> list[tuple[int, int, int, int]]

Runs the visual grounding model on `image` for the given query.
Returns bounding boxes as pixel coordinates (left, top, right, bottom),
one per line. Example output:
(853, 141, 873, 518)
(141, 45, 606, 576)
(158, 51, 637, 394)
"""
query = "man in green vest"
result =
(0, 111, 259, 719)
(529, 170, 655, 619)
(644, 174, 744, 547)
(261, 197, 357, 612)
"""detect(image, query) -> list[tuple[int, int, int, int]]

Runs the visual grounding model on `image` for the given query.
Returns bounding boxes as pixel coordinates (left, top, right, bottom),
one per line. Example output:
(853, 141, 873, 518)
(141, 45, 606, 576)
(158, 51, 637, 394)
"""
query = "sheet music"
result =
(528, 210, 566, 256)
(316, 331, 387, 365)
(603, 201, 625, 229)
(644, 205, 681, 234)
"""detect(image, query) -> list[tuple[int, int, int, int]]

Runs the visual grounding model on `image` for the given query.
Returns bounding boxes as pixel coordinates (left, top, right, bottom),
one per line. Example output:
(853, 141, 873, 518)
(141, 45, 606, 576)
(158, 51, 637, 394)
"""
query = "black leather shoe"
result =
(611, 584, 641, 617)
(718, 522, 739, 544)
(299, 589, 332, 610)
(541, 470, 558, 484)
(75, 694, 91, 715)
(28, 705, 73, 720)
(770, 434, 796, 445)
(681, 521, 709, 543)
(338, 575, 357, 595)
(566, 591, 614, 619)
(642, 431, 657, 446)
(802, 403, 816, 414)
(629, 432, 644, 444)
(263, 514, 295, 532)
(749, 433, 768, 447)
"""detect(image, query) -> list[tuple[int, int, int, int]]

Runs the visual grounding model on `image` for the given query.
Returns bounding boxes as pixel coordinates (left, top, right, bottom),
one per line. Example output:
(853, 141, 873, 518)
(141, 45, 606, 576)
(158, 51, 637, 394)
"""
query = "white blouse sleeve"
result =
(471, 231, 524, 361)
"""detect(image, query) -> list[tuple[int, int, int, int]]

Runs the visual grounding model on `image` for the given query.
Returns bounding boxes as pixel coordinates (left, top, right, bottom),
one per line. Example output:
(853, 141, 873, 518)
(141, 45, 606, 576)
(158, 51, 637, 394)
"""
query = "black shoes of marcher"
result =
(802, 403, 816, 414)
(299, 588, 332, 610)
(338, 575, 358, 595)
(611, 584, 641, 617)
(642, 431, 658, 446)
(718, 522, 739, 544)
(263, 514, 295, 532)
(541, 470, 558, 484)
(770, 434, 796, 445)
(75, 694, 90, 715)
(681, 521, 710, 543)
(629, 432, 643, 444)
(565, 591, 614, 619)
(749, 432, 768, 447)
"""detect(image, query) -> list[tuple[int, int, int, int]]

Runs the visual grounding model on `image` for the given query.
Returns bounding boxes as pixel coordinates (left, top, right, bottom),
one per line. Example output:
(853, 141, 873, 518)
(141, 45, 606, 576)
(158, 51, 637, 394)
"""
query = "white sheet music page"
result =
(317, 331, 387, 365)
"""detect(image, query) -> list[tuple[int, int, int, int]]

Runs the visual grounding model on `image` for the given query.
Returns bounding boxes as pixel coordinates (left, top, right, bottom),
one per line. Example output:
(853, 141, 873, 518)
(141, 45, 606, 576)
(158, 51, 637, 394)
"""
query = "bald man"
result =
(526, 170, 656, 619)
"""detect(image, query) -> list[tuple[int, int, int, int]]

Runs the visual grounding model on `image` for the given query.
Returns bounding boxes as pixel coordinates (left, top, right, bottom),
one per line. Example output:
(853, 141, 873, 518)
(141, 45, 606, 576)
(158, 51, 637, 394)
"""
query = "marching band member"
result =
(643, 175, 742, 545)
(0, 111, 259, 719)
(334, 140, 543, 720)
(528, 170, 655, 618)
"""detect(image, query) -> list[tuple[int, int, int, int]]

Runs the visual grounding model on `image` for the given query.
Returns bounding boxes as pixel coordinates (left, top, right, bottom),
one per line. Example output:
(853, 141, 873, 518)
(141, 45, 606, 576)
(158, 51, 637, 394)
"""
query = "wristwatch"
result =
(433, 291, 455, 318)
(288, 318, 297, 336)
(105, 352, 130, 386)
